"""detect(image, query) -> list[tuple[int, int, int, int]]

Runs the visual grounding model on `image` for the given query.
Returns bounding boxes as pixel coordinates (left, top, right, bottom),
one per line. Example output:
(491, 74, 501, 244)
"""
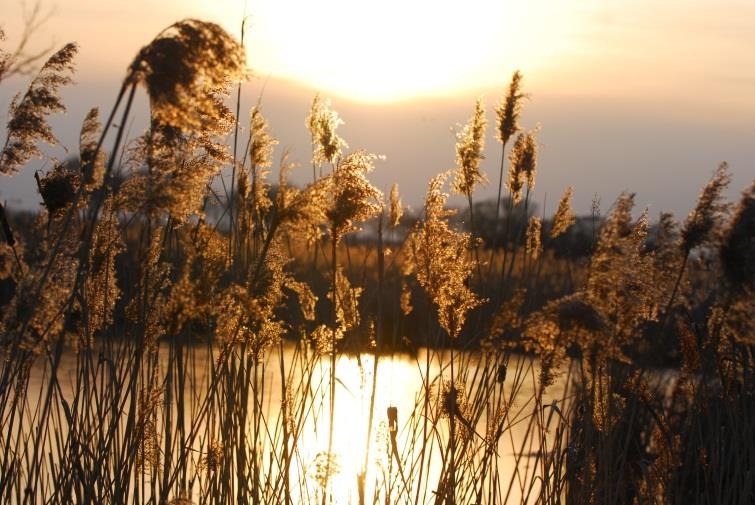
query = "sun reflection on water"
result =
(279, 349, 554, 504)
(39, 344, 558, 504)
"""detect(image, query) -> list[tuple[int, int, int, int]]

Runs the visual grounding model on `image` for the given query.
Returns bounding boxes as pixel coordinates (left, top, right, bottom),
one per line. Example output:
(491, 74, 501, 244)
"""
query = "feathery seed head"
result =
(681, 162, 731, 252)
(719, 180, 755, 295)
(277, 173, 331, 245)
(1, 42, 78, 175)
(286, 278, 318, 321)
(496, 70, 525, 145)
(306, 94, 322, 139)
(551, 186, 576, 239)
(507, 128, 538, 203)
(306, 95, 347, 166)
(79, 108, 105, 190)
(128, 19, 245, 135)
(328, 266, 363, 333)
(424, 171, 455, 221)
(526, 216, 543, 259)
(389, 183, 403, 228)
(249, 105, 277, 168)
(452, 98, 487, 196)
(326, 150, 383, 241)
(406, 172, 483, 338)
(36, 165, 79, 216)
(311, 451, 340, 490)
(600, 192, 635, 242)
(585, 193, 660, 349)
(200, 440, 224, 475)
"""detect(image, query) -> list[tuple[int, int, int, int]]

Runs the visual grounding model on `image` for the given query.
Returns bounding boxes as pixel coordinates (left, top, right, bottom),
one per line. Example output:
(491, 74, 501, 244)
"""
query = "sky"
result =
(1, 0, 754, 217)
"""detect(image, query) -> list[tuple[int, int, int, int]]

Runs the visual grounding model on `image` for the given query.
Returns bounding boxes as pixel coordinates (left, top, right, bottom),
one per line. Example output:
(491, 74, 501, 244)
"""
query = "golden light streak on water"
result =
(28, 344, 563, 504)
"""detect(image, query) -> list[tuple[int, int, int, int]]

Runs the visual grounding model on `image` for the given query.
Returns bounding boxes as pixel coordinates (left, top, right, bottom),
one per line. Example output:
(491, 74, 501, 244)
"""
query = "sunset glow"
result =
(238, 0, 577, 102)
(1, 1, 753, 503)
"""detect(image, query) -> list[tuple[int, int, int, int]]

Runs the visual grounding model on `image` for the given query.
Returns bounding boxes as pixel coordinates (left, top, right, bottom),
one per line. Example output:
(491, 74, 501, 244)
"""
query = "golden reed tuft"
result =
(306, 94, 347, 168)
(0, 42, 78, 175)
(389, 183, 403, 228)
(506, 128, 538, 204)
(406, 172, 482, 338)
(127, 19, 245, 134)
(495, 70, 525, 146)
(326, 150, 383, 241)
(452, 98, 487, 197)
(681, 161, 731, 252)
(551, 186, 576, 239)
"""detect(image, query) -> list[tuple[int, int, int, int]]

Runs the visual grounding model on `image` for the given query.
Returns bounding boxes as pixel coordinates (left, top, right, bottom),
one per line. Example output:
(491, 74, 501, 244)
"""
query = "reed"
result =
(0, 16, 752, 505)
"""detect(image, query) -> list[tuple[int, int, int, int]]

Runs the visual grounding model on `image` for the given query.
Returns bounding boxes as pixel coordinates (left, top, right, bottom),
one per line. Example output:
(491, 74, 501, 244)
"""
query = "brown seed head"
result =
(406, 172, 483, 338)
(389, 183, 403, 228)
(248, 105, 278, 169)
(507, 128, 538, 203)
(306, 94, 347, 166)
(1, 42, 78, 175)
(452, 98, 487, 196)
(681, 162, 731, 252)
(526, 216, 543, 259)
(719, 180, 755, 295)
(79, 107, 105, 190)
(496, 70, 525, 145)
(551, 186, 576, 239)
(326, 151, 383, 241)
(128, 19, 245, 135)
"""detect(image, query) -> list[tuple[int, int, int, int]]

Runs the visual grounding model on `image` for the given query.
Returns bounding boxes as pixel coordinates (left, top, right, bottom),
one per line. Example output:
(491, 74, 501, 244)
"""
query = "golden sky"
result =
(1, 0, 754, 214)
(4, 0, 755, 106)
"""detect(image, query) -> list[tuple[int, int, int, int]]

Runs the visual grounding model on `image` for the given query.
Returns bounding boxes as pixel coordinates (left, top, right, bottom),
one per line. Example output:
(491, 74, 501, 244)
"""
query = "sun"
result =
(204, 0, 581, 103)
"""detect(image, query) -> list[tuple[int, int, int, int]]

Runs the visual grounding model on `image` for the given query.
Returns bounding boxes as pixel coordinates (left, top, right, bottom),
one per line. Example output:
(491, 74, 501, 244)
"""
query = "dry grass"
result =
(0, 17, 753, 505)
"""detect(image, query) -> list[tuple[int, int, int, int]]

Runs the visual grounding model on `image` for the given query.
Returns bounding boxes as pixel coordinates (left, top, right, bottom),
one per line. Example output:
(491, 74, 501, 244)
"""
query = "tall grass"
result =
(0, 18, 753, 505)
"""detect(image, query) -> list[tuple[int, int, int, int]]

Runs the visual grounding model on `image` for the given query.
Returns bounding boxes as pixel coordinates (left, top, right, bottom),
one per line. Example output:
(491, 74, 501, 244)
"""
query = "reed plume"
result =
(719, 179, 754, 295)
(328, 266, 363, 333)
(551, 186, 576, 238)
(78, 196, 123, 344)
(0, 42, 77, 175)
(507, 128, 538, 204)
(389, 182, 403, 228)
(681, 162, 731, 252)
(243, 105, 277, 224)
(285, 278, 318, 321)
(491, 70, 526, 245)
(326, 150, 383, 241)
(36, 163, 80, 216)
(78, 107, 105, 190)
(586, 195, 655, 353)
(306, 94, 347, 168)
(275, 158, 331, 246)
(406, 172, 482, 338)
(452, 98, 487, 196)
(119, 21, 246, 220)
(495, 70, 525, 146)
(248, 105, 278, 170)
(127, 19, 245, 134)
(0, 215, 78, 352)
(119, 128, 227, 219)
(525, 216, 542, 259)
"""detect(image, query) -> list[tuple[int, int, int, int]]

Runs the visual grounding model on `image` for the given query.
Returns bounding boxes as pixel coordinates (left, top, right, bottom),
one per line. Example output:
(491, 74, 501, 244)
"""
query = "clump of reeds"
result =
(0, 15, 752, 505)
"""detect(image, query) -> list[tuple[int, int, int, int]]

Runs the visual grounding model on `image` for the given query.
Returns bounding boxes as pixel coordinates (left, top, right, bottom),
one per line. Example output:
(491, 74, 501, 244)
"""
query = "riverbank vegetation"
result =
(0, 18, 753, 504)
